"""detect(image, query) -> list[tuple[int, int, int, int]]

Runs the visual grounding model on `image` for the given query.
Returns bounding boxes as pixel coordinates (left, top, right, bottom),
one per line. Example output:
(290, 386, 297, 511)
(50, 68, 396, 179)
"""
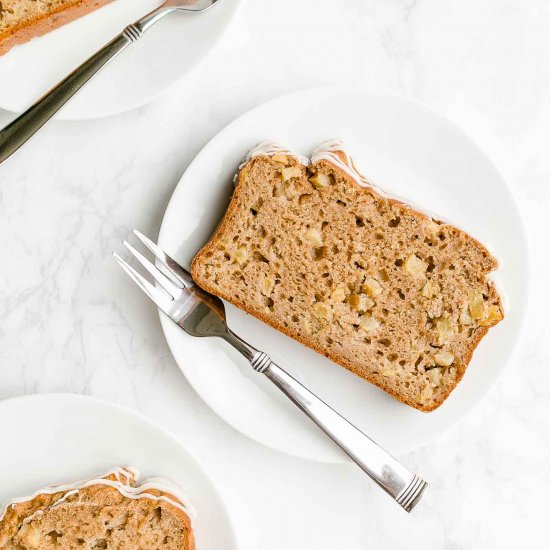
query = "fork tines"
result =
(113, 230, 192, 311)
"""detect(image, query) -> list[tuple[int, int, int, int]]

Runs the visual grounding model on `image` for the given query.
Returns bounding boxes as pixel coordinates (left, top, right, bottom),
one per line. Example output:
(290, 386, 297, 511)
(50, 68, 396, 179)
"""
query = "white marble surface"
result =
(0, 0, 549, 548)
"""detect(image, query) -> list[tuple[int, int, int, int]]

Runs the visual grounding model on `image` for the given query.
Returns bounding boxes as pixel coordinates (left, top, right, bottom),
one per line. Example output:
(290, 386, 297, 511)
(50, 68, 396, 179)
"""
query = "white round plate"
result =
(0, 394, 238, 550)
(0, 0, 240, 120)
(158, 88, 528, 463)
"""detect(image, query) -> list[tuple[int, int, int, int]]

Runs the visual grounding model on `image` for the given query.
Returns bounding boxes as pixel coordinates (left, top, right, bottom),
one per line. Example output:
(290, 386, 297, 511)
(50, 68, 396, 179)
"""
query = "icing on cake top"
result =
(0, 466, 196, 525)
(240, 141, 310, 169)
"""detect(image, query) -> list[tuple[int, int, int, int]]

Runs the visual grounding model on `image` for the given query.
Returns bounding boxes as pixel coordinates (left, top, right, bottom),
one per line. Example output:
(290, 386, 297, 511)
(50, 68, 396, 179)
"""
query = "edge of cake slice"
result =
(191, 141, 503, 411)
(0, 0, 115, 56)
(0, 466, 195, 549)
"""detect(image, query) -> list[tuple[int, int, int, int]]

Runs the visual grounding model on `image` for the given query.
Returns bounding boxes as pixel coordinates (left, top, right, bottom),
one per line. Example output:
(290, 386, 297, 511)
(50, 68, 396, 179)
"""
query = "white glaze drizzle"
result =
(238, 141, 309, 170)
(234, 141, 309, 184)
(312, 140, 368, 185)
(311, 139, 397, 199)
(0, 467, 196, 525)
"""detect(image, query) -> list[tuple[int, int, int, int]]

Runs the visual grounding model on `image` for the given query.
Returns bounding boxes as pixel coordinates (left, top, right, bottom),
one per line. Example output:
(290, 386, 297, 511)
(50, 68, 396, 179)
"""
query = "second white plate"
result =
(0, 0, 241, 120)
(158, 88, 528, 463)
(0, 394, 238, 550)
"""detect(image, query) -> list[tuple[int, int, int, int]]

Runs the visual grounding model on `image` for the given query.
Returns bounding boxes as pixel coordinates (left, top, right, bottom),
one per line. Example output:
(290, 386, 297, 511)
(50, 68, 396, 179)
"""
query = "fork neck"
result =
(135, 6, 176, 33)
(221, 329, 261, 363)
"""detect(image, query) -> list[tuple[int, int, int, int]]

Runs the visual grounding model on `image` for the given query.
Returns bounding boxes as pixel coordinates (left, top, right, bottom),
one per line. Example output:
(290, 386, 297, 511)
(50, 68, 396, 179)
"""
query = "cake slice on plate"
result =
(0, 0, 115, 55)
(191, 140, 503, 411)
(0, 467, 195, 549)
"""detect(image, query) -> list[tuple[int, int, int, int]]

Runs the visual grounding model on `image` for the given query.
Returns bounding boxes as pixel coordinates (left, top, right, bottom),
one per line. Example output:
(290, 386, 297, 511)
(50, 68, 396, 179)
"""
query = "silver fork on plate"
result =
(114, 230, 428, 512)
(0, 0, 219, 166)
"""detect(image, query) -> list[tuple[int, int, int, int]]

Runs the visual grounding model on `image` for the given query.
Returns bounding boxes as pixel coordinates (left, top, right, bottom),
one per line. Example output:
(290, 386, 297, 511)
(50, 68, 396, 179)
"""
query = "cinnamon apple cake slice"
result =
(0, 467, 195, 549)
(0, 0, 115, 55)
(191, 141, 503, 411)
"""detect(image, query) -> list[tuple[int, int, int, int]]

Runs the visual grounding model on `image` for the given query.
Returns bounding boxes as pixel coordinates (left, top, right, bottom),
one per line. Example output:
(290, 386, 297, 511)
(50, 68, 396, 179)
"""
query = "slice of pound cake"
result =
(0, 0, 115, 55)
(191, 141, 504, 411)
(0, 467, 195, 549)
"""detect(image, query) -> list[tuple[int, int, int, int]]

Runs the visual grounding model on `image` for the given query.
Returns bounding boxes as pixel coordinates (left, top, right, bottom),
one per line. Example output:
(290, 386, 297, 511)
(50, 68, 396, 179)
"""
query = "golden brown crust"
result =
(0, 0, 115, 56)
(192, 148, 503, 411)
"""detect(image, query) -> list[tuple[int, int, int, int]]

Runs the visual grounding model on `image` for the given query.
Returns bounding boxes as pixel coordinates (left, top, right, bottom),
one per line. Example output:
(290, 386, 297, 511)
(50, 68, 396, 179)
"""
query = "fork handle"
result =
(0, 8, 170, 166)
(249, 351, 428, 512)
(0, 33, 131, 165)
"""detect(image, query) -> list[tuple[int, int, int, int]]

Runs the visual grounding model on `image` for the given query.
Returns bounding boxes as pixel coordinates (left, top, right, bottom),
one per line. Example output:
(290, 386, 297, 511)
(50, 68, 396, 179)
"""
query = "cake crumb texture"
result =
(191, 143, 503, 411)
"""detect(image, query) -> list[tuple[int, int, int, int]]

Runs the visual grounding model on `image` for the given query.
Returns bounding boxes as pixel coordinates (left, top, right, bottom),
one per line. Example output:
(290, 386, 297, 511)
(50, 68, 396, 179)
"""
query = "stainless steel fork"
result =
(0, 0, 220, 166)
(114, 230, 428, 512)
